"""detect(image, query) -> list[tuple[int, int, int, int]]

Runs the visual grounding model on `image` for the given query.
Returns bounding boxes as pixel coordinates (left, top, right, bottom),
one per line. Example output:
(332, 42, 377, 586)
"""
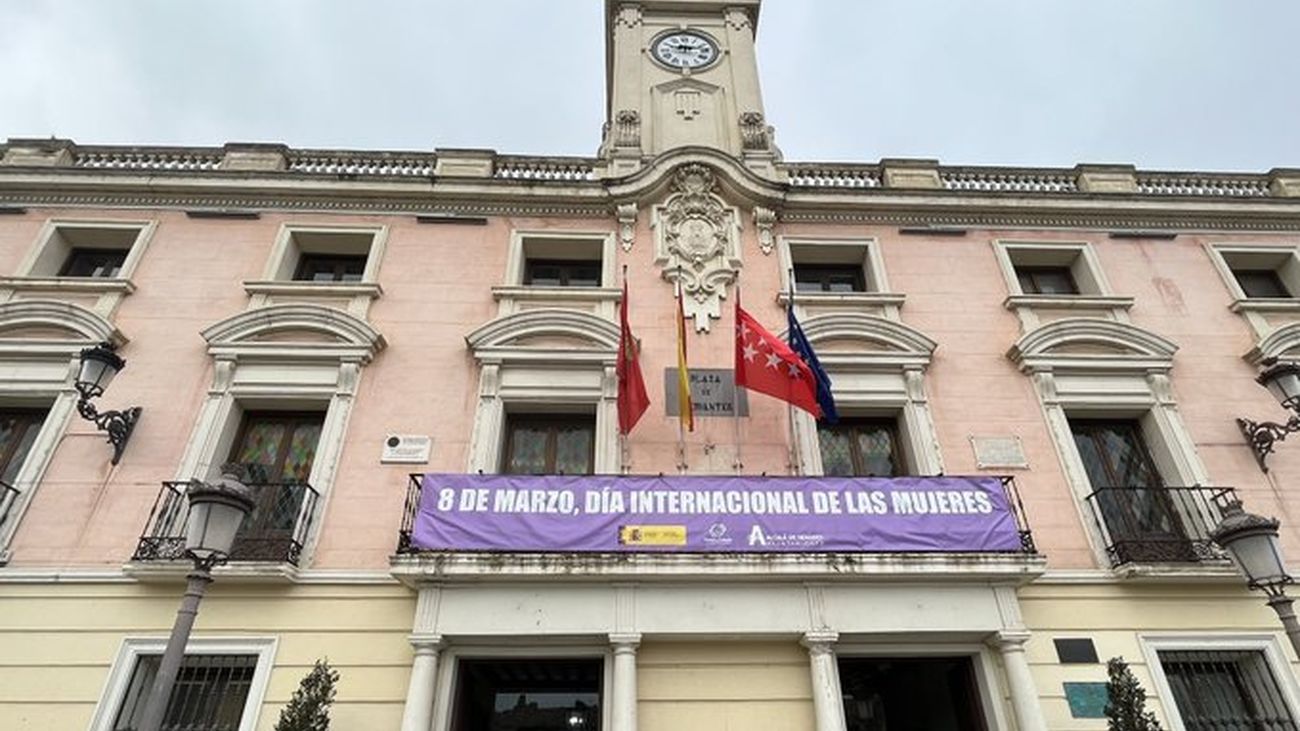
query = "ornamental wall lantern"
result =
(1238, 358, 1300, 472)
(1210, 498, 1300, 657)
(135, 469, 255, 731)
(75, 342, 142, 465)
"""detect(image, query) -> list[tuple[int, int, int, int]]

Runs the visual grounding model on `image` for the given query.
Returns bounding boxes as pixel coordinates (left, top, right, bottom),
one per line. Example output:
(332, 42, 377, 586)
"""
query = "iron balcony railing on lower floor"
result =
(1084, 485, 1234, 567)
(0, 480, 18, 534)
(133, 480, 320, 565)
(396, 474, 1038, 555)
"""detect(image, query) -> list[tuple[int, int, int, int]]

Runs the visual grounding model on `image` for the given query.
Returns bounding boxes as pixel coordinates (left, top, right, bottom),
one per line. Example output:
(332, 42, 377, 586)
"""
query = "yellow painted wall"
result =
(638, 641, 814, 731)
(0, 580, 415, 731)
(1020, 581, 1300, 731)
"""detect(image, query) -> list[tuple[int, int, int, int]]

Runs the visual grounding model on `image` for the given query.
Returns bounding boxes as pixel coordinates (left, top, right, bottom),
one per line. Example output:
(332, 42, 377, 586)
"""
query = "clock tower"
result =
(599, 0, 779, 176)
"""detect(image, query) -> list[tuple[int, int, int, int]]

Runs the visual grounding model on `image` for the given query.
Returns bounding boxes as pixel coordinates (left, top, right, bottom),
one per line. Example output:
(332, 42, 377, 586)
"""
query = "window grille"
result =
(1160, 650, 1298, 731)
(113, 654, 258, 731)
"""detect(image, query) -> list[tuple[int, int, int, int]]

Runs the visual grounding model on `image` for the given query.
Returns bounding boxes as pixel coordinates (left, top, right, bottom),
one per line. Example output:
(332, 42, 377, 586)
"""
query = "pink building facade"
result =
(3, 2, 1300, 730)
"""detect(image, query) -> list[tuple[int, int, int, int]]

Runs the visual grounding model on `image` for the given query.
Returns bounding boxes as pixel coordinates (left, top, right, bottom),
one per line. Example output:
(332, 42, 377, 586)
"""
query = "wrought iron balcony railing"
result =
(396, 474, 1038, 555)
(0, 480, 18, 534)
(134, 479, 320, 566)
(1084, 486, 1234, 567)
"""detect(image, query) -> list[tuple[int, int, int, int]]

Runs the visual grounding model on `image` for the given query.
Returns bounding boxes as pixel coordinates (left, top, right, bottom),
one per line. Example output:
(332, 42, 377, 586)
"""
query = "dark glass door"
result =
(840, 656, 987, 731)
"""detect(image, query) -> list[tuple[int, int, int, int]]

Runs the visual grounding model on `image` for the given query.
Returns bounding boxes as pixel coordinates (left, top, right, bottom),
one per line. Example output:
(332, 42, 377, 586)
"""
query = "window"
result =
(524, 259, 602, 288)
(229, 411, 323, 484)
(1015, 265, 1079, 295)
(1159, 650, 1298, 731)
(1234, 269, 1292, 299)
(818, 418, 903, 477)
(503, 415, 595, 475)
(59, 248, 128, 278)
(793, 264, 866, 294)
(112, 654, 258, 731)
(292, 253, 367, 283)
(452, 658, 603, 731)
(1069, 419, 1163, 490)
(0, 409, 46, 486)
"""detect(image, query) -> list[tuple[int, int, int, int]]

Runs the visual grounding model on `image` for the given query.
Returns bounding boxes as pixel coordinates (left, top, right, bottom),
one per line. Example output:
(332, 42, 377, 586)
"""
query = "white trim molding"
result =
(247, 222, 388, 318)
(201, 303, 386, 364)
(499, 229, 619, 318)
(87, 636, 277, 731)
(781, 312, 944, 476)
(464, 309, 620, 474)
(775, 235, 904, 320)
(1250, 321, 1300, 364)
(1008, 317, 1179, 375)
(1140, 633, 1300, 731)
(0, 300, 118, 563)
(1206, 242, 1300, 341)
(0, 217, 157, 318)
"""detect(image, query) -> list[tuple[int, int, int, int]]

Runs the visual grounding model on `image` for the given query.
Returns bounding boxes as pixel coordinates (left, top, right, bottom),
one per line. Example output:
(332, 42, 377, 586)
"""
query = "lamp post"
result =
(136, 469, 254, 731)
(1238, 358, 1300, 472)
(75, 341, 142, 465)
(1210, 498, 1300, 657)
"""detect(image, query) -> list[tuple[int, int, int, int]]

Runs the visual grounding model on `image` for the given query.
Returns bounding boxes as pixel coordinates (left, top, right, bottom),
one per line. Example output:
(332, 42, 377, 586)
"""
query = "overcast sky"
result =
(2, 1, 1297, 172)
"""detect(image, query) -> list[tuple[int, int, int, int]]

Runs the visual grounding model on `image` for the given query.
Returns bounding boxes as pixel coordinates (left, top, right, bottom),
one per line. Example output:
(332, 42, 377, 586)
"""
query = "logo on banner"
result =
(618, 525, 688, 546)
(704, 522, 732, 546)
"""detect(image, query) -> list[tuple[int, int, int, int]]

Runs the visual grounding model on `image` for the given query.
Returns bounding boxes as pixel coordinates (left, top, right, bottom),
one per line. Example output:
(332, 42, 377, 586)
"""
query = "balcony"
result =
(1084, 486, 1234, 567)
(133, 479, 319, 566)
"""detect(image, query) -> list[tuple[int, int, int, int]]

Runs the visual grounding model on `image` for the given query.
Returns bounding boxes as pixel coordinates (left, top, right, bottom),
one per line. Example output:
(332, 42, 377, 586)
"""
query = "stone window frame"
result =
(430, 643, 615, 731)
(88, 636, 278, 731)
(992, 239, 1134, 332)
(465, 309, 621, 475)
(493, 229, 620, 320)
(1, 218, 157, 317)
(1139, 634, 1300, 731)
(1205, 242, 1300, 340)
(158, 303, 385, 577)
(243, 223, 388, 319)
(785, 312, 943, 477)
(0, 300, 123, 564)
(1008, 318, 1214, 571)
(775, 236, 905, 320)
(834, 640, 1013, 731)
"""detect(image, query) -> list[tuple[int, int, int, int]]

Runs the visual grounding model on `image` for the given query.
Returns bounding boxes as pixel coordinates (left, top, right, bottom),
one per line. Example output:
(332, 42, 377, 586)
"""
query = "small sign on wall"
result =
(664, 368, 749, 417)
(1063, 682, 1108, 718)
(970, 436, 1029, 469)
(382, 434, 432, 464)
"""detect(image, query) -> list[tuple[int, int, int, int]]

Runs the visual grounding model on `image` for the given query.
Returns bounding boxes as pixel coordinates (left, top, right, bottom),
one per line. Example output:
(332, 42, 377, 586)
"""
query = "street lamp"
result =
(1238, 358, 1300, 472)
(136, 468, 254, 731)
(75, 341, 142, 465)
(1210, 497, 1300, 657)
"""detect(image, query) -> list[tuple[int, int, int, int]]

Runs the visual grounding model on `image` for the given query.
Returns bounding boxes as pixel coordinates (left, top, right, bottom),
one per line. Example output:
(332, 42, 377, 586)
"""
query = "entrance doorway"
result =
(839, 656, 987, 731)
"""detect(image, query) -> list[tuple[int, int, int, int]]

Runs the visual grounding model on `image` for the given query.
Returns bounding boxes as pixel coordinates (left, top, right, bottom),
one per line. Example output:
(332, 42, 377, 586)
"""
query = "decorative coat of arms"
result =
(651, 164, 742, 331)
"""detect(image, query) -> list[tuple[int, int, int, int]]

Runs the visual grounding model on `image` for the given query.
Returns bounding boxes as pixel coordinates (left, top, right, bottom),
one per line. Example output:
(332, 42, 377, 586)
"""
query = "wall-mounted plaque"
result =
(663, 368, 749, 417)
(970, 436, 1029, 469)
(381, 434, 432, 464)
(1063, 682, 1108, 719)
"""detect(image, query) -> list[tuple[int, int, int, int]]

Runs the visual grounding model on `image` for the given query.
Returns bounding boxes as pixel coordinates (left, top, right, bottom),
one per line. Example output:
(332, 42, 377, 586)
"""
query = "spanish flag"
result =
(675, 288, 695, 432)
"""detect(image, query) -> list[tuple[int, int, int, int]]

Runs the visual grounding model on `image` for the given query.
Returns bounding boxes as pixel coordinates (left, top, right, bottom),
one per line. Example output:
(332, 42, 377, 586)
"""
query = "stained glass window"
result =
(503, 416, 595, 475)
(818, 419, 903, 477)
(229, 413, 323, 484)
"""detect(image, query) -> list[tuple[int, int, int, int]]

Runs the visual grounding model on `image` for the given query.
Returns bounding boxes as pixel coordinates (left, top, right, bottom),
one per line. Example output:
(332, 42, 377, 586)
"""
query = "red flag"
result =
(734, 301, 820, 418)
(617, 280, 650, 434)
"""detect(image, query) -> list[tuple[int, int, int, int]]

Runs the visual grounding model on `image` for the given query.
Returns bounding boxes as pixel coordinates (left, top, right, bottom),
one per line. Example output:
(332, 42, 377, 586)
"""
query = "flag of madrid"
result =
(734, 301, 820, 417)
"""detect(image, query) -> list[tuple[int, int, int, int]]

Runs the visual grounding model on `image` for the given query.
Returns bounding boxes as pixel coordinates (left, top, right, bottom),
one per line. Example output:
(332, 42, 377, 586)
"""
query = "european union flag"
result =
(787, 306, 838, 423)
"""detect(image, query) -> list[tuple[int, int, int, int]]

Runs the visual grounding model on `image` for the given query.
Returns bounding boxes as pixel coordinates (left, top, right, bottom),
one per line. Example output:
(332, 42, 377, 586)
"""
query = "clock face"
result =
(651, 31, 719, 70)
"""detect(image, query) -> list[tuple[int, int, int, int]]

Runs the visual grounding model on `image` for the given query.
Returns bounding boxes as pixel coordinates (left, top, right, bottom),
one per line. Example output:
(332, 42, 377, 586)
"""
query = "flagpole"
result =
(732, 279, 744, 475)
(620, 265, 631, 475)
(785, 268, 800, 475)
(674, 260, 688, 474)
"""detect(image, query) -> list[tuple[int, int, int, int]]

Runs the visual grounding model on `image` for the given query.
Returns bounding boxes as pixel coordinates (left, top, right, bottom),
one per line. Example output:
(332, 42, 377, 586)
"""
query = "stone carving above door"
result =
(652, 164, 742, 332)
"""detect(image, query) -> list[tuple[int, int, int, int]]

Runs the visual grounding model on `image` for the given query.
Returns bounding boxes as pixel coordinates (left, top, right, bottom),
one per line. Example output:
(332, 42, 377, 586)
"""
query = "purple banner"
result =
(410, 474, 1023, 553)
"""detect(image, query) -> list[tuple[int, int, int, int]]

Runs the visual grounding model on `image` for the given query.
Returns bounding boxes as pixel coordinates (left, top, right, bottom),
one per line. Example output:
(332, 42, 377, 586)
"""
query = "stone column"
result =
(988, 630, 1047, 731)
(609, 633, 641, 731)
(802, 631, 847, 731)
(399, 633, 444, 731)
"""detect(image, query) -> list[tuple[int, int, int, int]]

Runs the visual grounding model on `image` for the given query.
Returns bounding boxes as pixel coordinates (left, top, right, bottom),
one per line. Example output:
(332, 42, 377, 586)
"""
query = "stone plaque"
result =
(663, 368, 749, 417)
(970, 436, 1028, 469)
(381, 434, 432, 464)
(1063, 682, 1108, 719)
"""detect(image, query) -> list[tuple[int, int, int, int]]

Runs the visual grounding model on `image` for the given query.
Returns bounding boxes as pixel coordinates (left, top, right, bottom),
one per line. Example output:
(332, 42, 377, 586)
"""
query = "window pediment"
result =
(1247, 321, 1300, 364)
(0, 299, 124, 351)
(201, 303, 385, 363)
(784, 312, 937, 369)
(1009, 317, 1177, 373)
(466, 309, 619, 365)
